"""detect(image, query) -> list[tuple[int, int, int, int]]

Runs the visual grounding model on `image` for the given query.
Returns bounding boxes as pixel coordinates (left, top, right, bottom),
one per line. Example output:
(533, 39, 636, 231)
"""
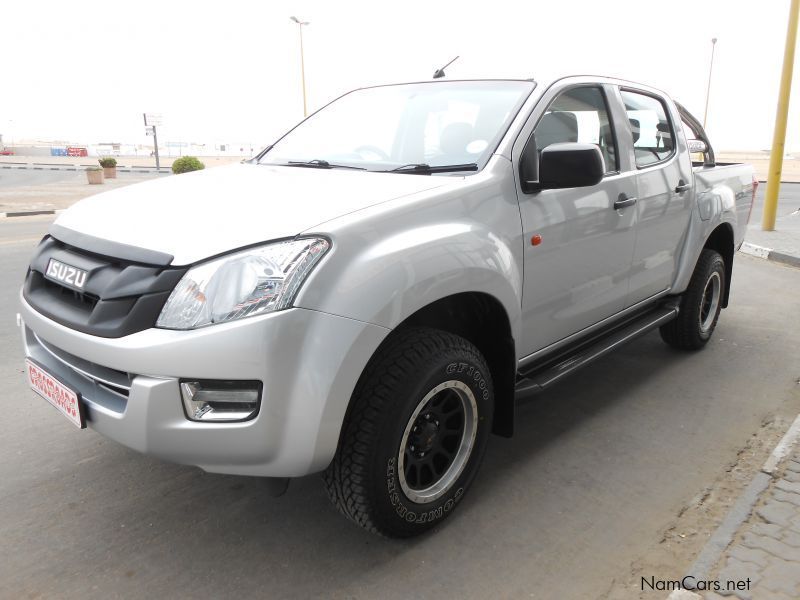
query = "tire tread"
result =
(323, 327, 487, 536)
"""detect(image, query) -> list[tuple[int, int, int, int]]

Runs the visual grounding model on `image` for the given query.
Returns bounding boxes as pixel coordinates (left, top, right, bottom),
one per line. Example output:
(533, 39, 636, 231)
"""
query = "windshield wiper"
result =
(283, 159, 366, 170)
(386, 163, 478, 174)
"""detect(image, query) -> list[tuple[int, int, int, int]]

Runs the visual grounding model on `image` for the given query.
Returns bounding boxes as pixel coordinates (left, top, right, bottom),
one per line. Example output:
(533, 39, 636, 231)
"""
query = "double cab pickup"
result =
(20, 75, 756, 536)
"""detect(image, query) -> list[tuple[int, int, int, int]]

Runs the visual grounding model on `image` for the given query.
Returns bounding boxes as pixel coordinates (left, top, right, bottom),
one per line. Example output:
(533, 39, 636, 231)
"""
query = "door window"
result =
(620, 90, 675, 167)
(532, 86, 618, 174)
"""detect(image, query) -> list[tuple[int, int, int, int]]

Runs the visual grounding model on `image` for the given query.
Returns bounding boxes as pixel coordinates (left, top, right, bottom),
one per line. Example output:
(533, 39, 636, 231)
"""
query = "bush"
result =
(172, 156, 205, 174)
(86, 166, 102, 171)
(98, 157, 117, 168)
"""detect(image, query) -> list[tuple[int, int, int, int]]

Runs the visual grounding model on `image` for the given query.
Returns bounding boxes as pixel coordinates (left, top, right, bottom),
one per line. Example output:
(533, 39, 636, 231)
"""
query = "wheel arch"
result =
(340, 292, 517, 444)
(397, 292, 516, 437)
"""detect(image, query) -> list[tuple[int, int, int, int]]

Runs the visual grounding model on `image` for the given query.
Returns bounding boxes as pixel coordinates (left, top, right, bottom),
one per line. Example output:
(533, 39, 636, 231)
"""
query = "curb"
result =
(679, 414, 800, 586)
(1, 163, 172, 174)
(0, 209, 65, 219)
(740, 242, 800, 268)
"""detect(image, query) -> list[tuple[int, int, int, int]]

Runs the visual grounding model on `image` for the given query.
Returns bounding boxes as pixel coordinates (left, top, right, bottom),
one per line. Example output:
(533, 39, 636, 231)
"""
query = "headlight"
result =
(156, 237, 329, 330)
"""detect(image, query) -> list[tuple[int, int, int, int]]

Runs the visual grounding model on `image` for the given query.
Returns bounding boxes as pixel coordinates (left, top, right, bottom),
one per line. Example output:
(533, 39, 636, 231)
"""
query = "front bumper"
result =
(19, 293, 389, 477)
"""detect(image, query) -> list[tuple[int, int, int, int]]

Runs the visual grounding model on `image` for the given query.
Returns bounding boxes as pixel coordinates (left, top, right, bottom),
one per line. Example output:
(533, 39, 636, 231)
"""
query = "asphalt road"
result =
(1, 216, 799, 599)
(0, 168, 81, 189)
(749, 179, 800, 225)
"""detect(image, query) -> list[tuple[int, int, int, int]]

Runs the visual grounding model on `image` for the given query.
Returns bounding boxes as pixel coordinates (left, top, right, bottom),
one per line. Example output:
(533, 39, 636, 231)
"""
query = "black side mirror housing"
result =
(526, 143, 605, 191)
(519, 139, 538, 186)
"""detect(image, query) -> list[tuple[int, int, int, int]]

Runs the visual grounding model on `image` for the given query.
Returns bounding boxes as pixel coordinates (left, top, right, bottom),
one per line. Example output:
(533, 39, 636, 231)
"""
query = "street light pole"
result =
(703, 37, 718, 130)
(290, 16, 310, 117)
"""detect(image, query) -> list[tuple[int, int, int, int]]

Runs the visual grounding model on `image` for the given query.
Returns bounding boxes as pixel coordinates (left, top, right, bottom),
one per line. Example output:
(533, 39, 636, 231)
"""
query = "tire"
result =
(660, 249, 726, 350)
(324, 327, 494, 537)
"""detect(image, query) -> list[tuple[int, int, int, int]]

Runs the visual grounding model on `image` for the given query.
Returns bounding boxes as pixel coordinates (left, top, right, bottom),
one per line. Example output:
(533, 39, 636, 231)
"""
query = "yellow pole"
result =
(763, 0, 800, 231)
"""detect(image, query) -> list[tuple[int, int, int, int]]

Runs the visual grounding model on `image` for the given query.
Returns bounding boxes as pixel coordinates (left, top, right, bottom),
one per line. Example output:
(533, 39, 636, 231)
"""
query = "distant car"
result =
(19, 75, 756, 537)
(0, 149, 14, 155)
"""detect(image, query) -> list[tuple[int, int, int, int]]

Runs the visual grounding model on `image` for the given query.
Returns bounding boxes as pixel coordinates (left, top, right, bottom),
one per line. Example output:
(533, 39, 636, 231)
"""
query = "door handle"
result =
(614, 194, 637, 210)
(674, 180, 691, 193)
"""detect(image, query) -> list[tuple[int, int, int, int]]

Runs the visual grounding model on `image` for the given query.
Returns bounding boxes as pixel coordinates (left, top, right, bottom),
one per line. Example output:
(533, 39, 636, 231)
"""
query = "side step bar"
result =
(515, 305, 679, 398)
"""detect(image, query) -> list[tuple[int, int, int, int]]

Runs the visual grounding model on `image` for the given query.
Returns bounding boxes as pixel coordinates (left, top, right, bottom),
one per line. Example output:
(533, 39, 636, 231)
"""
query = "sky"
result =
(1, 0, 798, 152)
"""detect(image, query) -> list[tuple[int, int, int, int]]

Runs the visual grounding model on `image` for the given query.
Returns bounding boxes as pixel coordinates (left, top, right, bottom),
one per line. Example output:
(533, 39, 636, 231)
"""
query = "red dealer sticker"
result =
(25, 359, 86, 429)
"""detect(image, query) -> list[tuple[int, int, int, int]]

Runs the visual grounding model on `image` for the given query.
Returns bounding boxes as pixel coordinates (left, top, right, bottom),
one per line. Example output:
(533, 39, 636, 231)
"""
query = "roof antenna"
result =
(433, 56, 459, 79)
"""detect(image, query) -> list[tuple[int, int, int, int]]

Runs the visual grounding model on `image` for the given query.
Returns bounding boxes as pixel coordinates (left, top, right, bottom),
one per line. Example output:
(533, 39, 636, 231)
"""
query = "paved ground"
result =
(705, 450, 800, 600)
(745, 182, 800, 264)
(1, 216, 799, 599)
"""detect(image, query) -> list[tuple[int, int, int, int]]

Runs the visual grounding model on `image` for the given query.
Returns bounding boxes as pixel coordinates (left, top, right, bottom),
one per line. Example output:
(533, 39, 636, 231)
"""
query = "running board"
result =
(515, 305, 679, 397)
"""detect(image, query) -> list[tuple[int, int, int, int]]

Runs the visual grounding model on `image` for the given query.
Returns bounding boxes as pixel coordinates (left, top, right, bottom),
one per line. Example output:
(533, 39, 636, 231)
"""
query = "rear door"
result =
(617, 88, 694, 304)
(513, 83, 639, 357)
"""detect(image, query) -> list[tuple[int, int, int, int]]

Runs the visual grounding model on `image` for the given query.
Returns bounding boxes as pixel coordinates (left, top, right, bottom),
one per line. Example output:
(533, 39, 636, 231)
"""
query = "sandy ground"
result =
(716, 151, 800, 182)
(604, 411, 798, 599)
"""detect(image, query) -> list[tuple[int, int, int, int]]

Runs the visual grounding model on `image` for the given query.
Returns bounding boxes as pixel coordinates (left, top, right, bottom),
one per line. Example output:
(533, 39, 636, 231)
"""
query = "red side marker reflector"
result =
(531, 235, 542, 246)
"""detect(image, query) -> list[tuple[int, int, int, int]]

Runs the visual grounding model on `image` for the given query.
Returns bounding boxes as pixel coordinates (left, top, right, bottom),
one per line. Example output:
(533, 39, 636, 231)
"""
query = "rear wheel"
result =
(324, 327, 493, 537)
(660, 249, 725, 350)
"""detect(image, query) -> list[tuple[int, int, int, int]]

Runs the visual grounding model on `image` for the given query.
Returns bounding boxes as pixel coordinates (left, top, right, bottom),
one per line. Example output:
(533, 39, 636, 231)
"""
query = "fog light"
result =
(180, 380, 261, 422)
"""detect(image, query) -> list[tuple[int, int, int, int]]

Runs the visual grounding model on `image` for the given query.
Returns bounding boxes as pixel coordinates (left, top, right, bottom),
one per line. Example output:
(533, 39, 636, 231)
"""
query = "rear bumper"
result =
(19, 293, 389, 477)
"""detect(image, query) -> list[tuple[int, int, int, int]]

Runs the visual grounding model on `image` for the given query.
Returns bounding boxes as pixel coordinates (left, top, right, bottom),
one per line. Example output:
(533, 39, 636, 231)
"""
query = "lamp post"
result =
(290, 16, 310, 117)
(702, 38, 718, 130)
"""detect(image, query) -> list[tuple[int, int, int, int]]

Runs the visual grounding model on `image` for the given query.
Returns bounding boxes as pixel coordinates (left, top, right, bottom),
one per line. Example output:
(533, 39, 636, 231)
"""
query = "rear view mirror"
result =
(535, 143, 604, 190)
(687, 139, 707, 153)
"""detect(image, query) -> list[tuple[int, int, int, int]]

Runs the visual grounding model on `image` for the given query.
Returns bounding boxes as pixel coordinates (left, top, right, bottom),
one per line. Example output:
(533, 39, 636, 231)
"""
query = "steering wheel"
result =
(354, 145, 390, 161)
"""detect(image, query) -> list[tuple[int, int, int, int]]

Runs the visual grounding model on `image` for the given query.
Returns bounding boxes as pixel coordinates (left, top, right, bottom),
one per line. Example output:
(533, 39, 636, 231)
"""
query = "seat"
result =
(535, 112, 578, 151)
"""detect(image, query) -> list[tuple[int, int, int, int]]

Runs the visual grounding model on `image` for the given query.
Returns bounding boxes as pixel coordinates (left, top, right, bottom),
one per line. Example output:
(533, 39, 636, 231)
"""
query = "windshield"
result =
(259, 80, 534, 173)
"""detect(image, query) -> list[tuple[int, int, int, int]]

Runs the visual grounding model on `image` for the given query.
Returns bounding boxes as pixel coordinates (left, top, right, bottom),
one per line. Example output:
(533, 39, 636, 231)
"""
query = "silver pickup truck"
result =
(19, 75, 756, 537)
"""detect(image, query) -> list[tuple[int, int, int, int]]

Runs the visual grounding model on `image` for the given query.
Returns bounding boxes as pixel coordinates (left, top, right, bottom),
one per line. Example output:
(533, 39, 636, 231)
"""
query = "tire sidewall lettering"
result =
(446, 362, 489, 400)
(386, 361, 485, 525)
(385, 460, 466, 525)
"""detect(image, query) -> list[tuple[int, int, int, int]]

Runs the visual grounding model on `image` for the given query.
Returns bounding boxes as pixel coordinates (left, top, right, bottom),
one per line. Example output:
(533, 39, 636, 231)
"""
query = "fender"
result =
(294, 158, 525, 352)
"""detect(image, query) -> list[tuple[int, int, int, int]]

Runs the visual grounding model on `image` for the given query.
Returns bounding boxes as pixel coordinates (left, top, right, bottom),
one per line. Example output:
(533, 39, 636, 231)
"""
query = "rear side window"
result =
(620, 90, 675, 168)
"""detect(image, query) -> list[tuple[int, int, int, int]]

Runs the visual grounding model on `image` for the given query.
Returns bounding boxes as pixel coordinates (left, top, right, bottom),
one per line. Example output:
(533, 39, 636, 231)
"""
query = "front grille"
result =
(39, 274, 100, 310)
(23, 235, 188, 338)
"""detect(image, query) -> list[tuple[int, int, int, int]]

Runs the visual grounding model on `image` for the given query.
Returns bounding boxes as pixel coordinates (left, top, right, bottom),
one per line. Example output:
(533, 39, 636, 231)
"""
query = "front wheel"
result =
(660, 249, 726, 350)
(324, 327, 493, 537)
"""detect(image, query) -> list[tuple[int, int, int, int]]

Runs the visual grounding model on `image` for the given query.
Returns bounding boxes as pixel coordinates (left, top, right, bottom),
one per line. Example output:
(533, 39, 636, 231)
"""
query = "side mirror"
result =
(535, 143, 604, 190)
(687, 139, 707, 153)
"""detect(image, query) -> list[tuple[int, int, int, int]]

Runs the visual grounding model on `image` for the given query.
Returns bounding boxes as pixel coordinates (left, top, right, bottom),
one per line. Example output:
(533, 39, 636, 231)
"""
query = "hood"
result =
(52, 163, 452, 265)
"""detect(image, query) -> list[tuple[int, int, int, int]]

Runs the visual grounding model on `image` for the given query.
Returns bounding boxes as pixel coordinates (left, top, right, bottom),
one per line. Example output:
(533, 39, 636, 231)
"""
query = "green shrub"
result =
(98, 157, 117, 168)
(172, 156, 205, 174)
(86, 166, 102, 171)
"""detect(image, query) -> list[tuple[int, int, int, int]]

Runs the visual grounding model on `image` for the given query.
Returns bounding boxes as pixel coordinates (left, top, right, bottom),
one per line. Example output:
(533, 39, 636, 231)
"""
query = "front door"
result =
(515, 84, 638, 357)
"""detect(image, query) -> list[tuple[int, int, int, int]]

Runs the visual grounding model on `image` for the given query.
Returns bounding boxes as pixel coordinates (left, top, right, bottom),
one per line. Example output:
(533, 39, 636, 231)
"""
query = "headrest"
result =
(628, 118, 640, 144)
